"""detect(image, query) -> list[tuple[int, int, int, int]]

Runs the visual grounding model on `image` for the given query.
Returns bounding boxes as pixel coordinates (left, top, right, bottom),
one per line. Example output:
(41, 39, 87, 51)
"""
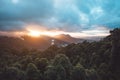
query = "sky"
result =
(0, 0, 120, 38)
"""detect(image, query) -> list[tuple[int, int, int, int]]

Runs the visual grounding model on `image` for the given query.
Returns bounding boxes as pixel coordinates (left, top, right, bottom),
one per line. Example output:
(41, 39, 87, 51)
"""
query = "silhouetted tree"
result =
(110, 28, 120, 80)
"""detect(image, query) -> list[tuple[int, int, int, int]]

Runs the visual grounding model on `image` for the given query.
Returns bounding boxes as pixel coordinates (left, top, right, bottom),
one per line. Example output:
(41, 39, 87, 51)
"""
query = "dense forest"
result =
(0, 28, 120, 80)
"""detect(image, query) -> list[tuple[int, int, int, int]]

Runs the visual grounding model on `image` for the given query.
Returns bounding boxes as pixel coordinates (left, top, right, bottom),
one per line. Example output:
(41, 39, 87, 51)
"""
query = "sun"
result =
(28, 30, 41, 37)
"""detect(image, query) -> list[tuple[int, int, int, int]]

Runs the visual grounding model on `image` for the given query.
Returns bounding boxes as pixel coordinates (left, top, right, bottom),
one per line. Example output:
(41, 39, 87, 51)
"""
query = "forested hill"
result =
(0, 34, 85, 51)
(0, 28, 120, 80)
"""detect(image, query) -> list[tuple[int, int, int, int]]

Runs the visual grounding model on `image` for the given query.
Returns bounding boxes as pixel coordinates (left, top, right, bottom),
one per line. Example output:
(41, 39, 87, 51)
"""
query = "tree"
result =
(45, 65, 57, 80)
(86, 69, 99, 80)
(26, 63, 40, 80)
(43, 45, 59, 59)
(98, 63, 111, 80)
(2, 67, 22, 80)
(36, 58, 48, 73)
(110, 28, 120, 80)
(45, 64, 66, 80)
(53, 54, 72, 80)
(71, 63, 86, 80)
(55, 64, 66, 80)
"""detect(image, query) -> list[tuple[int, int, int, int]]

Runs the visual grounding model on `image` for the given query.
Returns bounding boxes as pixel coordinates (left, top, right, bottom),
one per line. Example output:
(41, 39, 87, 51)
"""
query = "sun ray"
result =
(28, 30, 41, 37)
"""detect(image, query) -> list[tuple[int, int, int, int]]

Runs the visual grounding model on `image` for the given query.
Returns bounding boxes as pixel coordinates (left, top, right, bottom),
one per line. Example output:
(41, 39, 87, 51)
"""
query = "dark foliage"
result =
(0, 28, 120, 80)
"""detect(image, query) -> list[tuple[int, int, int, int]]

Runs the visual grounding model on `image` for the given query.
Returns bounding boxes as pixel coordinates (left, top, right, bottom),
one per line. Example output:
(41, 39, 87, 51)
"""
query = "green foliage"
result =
(45, 64, 66, 80)
(45, 65, 57, 80)
(53, 54, 72, 80)
(86, 69, 99, 80)
(35, 58, 48, 73)
(12, 62, 22, 69)
(71, 63, 86, 80)
(53, 54, 72, 69)
(26, 63, 40, 80)
(55, 64, 66, 80)
(2, 67, 24, 80)
(98, 63, 111, 80)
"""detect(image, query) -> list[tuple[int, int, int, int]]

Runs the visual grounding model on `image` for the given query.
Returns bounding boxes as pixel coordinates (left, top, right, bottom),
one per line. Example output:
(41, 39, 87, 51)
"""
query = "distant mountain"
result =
(0, 35, 69, 51)
(22, 35, 70, 49)
(0, 36, 27, 53)
(54, 34, 84, 43)
(0, 34, 89, 51)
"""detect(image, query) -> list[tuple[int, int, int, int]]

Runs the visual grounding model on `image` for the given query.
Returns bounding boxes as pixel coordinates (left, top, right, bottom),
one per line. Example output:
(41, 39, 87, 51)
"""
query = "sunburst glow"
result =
(28, 30, 41, 37)
(27, 30, 63, 37)
(25, 25, 65, 37)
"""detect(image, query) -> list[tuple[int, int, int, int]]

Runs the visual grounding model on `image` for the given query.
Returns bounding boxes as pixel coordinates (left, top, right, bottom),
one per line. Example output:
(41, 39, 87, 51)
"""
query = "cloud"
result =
(0, 21, 25, 31)
(90, 7, 104, 19)
(0, 0, 55, 31)
(0, 0, 120, 37)
(81, 26, 110, 36)
(0, 0, 54, 21)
